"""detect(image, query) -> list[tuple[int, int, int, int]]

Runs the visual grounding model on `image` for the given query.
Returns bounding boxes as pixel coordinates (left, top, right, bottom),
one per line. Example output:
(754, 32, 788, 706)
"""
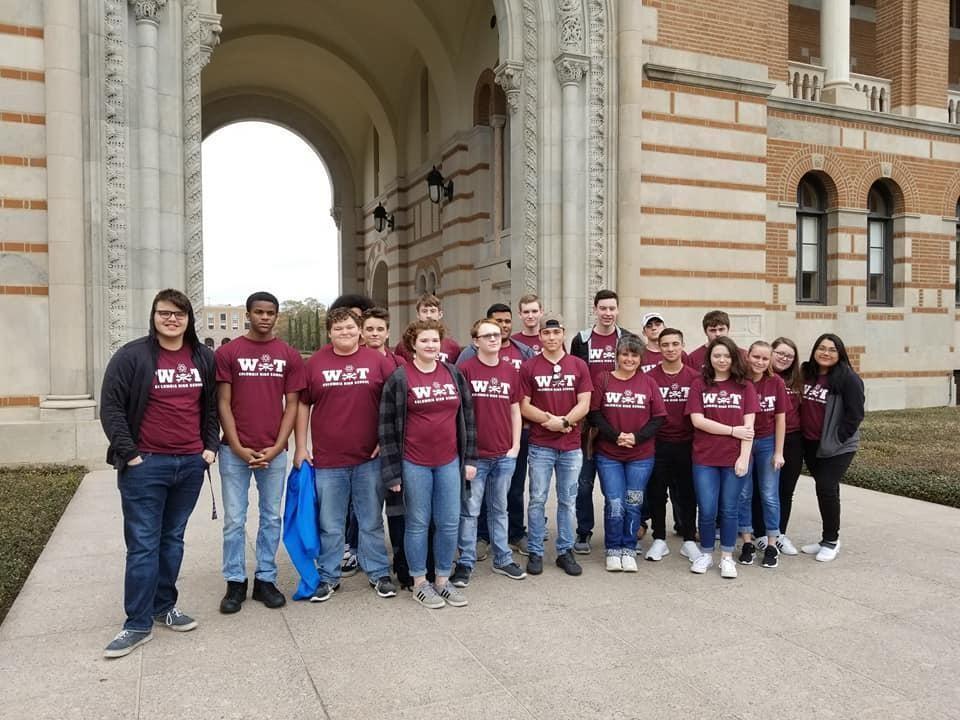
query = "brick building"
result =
(0, 0, 958, 463)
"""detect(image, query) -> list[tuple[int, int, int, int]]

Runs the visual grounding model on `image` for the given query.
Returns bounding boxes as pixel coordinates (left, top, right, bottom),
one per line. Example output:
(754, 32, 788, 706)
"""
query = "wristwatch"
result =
(561, 417, 570, 428)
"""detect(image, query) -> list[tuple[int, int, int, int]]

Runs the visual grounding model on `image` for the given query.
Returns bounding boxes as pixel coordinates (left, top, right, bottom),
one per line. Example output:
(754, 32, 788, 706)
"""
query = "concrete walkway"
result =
(1, 467, 958, 720)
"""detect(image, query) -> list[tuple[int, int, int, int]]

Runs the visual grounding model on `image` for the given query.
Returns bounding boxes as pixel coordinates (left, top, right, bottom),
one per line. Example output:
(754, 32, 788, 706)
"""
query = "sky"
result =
(201, 121, 340, 308)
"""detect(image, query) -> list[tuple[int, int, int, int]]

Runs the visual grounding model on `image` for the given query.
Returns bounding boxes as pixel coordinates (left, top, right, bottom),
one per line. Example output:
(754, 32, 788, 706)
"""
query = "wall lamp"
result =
(373, 202, 394, 233)
(426, 165, 454, 204)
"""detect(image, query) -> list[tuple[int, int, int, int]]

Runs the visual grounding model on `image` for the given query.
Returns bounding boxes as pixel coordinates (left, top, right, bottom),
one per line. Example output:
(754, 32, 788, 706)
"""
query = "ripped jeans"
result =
(595, 453, 655, 554)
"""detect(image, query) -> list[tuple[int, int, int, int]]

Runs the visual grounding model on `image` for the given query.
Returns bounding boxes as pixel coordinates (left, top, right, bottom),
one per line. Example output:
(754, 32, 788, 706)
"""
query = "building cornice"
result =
(643, 63, 776, 97)
(769, 97, 960, 138)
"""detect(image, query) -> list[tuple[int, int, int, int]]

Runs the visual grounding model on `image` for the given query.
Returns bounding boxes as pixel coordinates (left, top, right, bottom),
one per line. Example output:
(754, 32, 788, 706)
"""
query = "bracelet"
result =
(729, 426, 734, 436)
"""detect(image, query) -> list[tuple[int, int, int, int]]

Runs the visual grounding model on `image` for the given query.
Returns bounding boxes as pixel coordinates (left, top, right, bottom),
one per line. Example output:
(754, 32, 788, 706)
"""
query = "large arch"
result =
(202, 91, 360, 294)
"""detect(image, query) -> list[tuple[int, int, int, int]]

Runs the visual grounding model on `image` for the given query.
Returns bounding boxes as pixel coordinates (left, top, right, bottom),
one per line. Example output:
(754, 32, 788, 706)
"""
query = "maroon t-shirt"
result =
(685, 377, 760, 467)
(752, 374, 788, 439)
(780, 377, 802, 434)
(519, 353, 594, 451)
(585, 329, 618, 382)
(590, 372, 667, 461)
(139, 346, 204, 455)
(646, 364, 699, 442)
(499, 340, 527, 372)
(460, 356, 520, 458)
(403, 362, 461, 466)
(512, 332, 542, 354)
(302, 345, 396, 468)
(800, 375, 829, 441)
(215, 336, 306, 450)
(394, 337, 462, 365)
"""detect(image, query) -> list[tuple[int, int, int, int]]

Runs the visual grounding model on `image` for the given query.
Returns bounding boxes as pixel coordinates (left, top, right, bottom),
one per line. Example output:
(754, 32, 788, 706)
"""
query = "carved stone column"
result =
(555, 53, 589, 325)
(491, 114, 506, 254)
(495, 61, 526, 292)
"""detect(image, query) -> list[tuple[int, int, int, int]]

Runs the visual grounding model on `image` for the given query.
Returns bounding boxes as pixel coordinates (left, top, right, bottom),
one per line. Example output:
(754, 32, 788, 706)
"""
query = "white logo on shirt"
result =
(320, 366, 372, 385)
(803, 383, 828, 404)
(701, 390, 743, 409)
(237, 354, 287, 377)
(604, 389, 648, 409)
(411, 381, 457, 402)
(588, 345, 615, 363)
(659, 383, 690, 403)
(155, 364, 201, 388)
(533, 374, 575, 390)
(758, 394, 777, 413)
(471, 377, 512, 399)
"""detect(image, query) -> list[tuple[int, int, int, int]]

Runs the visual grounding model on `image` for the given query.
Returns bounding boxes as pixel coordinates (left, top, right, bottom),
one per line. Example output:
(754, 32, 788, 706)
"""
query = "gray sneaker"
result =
(492, 561, 527, 580)
(153, 607, 197, 632)
(573, 534, 592, 555)
(438, 583, 468, 607)
(510, 536, 530, 556)
(104, 629, 152, 658)
(475, 539, 490, 562)
(413, 582, 445, 609)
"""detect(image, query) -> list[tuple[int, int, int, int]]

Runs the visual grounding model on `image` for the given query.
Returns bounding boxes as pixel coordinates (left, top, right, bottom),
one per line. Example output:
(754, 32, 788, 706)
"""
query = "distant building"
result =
(200, 304, 249, 348)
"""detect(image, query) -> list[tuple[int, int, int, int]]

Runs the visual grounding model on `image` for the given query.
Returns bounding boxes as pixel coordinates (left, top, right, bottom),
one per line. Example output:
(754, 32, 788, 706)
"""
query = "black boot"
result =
(252, 579, 286, 608)
(219, 580, 247, 614)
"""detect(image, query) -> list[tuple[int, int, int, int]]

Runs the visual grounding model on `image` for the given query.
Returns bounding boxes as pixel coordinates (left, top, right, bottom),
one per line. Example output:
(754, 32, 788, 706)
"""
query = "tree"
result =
(278, 298, 326, 353)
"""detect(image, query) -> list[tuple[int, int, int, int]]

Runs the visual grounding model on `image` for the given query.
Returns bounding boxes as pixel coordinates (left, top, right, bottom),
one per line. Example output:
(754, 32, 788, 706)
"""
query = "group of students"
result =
(98, 286, 864, 657)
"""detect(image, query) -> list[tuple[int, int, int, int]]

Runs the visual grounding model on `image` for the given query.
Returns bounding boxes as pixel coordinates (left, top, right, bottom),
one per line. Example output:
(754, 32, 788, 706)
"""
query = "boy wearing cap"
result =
(570, 290, 633, 554)
(639, 312, 668, 373)
(520, 313, 594, 576)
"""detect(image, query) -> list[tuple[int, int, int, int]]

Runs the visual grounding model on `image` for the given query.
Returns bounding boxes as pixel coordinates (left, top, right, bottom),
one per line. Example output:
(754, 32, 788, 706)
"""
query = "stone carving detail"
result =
(555, 53, 589, 86)
(880, 161, 892, 178)
(182, 2, 222, 307)
(812, 153, 825, 170)
(557, 0, 585, 52)
(521, 0, 539, 293)
(495, 61, 522, 116)
(129, 0, 168, 23)
(105, 0, 130, 352)
(587, 0, 612, 301)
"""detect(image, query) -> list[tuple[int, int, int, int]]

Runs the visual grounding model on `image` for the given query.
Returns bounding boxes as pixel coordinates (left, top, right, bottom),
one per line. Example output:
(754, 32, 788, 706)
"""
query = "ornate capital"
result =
(129, 0, 168, 24)
(494, 61, 523, 115)
(554, 53, 589, 87)
(198, 12, 223, 66)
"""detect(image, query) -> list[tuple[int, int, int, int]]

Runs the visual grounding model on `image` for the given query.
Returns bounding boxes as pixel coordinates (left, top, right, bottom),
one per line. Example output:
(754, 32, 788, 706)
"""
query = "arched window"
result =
(796, 174, 827, 303)
(867, 182, 894, 306)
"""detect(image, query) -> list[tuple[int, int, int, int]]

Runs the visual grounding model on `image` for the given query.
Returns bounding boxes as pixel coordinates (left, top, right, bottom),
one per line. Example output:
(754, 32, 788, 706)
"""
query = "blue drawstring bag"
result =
(282, 461, 321, 600)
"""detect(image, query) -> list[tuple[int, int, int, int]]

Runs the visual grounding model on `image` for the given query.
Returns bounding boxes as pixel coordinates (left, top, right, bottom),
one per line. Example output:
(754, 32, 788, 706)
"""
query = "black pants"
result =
(648, 439, 697, 542)
(802, 439, 855, 544)
(752, 430, 804, 536)
(477, 427, 530, 543)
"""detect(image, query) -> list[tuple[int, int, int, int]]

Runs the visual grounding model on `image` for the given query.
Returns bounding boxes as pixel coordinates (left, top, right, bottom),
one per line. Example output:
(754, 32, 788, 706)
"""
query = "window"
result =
(206, 313, 214, 330)
(231, 311, 239, 330)
(867, 182, 894, 306)
(219, 312, 227, 330)
(796, 174, 827, 304)
(952, 0, 960, 29)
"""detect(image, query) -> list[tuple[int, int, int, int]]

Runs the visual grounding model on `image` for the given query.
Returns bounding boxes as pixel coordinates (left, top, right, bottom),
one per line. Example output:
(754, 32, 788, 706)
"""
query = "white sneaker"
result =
(776, 535, 799, 555)
(605, 554, 623, 572)
(620, 553, 638, 572)
(801, 542, 823, 555)
(816, 541, 841, 562)
(645, 539, 670, 562)
(719, 556, 738, 579)
(690, 553, 713, 574)
(755, 536, 768, 551)
(680, 541, 702, 562)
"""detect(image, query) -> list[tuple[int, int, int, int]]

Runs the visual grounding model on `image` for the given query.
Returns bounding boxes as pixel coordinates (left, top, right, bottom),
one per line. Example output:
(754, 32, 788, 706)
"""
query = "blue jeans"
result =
(117, 452, 206, 631)
(458, 455, 517, 568)
(315, 459, 390, 583)
(402, 458, 461, 578)
(478, 426, 530, 543)
(575, 452, 597, 538)
(739, 434, 781, 538)
(219, 444, 287, 583)
(595, 453, 655, 553)
(693, 464, 742, 553)
(527, 445, 581, 557)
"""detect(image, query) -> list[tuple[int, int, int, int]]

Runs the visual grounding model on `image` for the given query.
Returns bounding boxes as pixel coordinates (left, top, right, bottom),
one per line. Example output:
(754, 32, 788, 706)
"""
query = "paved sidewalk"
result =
(1, 467, 958, 720)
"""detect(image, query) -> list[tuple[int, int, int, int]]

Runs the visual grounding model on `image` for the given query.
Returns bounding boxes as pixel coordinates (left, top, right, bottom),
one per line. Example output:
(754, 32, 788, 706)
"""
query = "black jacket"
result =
(570, 326, 635, 364)
(100, 336, 219, 469)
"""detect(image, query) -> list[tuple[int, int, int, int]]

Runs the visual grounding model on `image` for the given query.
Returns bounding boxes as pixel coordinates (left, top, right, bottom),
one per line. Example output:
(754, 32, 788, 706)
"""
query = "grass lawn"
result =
(844, 406, 960, 509)
(0, 465, 85, 624)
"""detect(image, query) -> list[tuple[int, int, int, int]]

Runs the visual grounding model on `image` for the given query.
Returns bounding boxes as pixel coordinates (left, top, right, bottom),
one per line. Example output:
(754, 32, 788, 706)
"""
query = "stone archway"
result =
(371, 261, 388, 307)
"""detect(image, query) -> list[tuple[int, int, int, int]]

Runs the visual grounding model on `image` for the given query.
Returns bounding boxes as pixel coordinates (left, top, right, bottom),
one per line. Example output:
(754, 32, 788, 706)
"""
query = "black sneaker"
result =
(370, 576, 397, 598)
(738, 542, 756, 565)
(252, 579, 286, 608)
(309, 581, 339, 603)
(340, 553, 359, 577)
(527, 553, 543, 575)
(556, 550, 583, 576)
(219, 579, 247, 614)
(450, 562, 472, 588)
(492, 562, 527, 580)
(761, 545, 779, 568)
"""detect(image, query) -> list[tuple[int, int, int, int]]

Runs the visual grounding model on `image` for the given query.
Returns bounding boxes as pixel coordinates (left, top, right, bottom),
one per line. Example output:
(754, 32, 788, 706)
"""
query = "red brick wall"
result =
(788, 6, 877, 76)
(877, 0, 949, 109)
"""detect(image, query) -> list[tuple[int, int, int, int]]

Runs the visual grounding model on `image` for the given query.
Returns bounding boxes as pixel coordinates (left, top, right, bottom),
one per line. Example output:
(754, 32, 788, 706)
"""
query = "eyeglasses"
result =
(156, 310, 187, 321)
(816, 346, 839, 355)
(476, 333, 501, 341)
(772, 350, 795, 361)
